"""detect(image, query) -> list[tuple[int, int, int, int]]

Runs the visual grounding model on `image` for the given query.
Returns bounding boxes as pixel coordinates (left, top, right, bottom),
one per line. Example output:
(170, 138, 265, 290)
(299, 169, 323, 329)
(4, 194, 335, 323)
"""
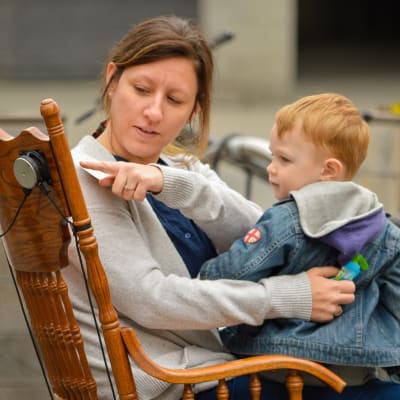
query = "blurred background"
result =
(0, 1, 399, 398)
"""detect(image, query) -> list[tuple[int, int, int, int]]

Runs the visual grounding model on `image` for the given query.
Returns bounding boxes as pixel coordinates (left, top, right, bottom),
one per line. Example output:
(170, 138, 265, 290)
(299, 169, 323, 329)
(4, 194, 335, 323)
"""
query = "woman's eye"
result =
(167, 96, 182, 105)
(134, 85, 148, 94)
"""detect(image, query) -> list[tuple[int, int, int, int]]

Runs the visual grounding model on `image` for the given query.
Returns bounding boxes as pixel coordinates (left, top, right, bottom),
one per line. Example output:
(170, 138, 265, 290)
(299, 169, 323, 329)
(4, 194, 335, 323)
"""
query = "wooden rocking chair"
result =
(0, 98, 346, 400)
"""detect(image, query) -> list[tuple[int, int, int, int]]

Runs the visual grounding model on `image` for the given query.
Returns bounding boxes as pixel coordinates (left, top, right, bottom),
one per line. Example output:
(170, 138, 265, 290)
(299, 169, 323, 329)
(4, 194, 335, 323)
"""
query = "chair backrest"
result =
(0, 99, 138, 399)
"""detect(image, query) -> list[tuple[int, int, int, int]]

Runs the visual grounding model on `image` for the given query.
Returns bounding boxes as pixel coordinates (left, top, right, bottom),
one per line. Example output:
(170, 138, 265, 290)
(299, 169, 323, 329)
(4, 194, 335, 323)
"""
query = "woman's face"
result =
(103, 57, 199, 163)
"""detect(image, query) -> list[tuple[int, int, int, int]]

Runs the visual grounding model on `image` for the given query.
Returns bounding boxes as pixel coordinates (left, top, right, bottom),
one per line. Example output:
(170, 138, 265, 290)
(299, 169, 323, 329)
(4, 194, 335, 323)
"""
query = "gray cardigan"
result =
(64, 135, 312, 400)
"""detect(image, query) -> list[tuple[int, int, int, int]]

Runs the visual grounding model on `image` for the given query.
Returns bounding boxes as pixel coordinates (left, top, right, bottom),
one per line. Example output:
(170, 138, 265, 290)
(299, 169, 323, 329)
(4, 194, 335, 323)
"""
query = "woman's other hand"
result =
(307, 266, 355, 322)
(80, 160, 164, 201)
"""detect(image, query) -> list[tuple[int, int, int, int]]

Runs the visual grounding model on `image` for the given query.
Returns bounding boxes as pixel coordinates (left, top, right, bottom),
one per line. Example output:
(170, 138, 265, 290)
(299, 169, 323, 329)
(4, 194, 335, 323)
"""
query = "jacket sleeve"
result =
(199, 205, 296, 282)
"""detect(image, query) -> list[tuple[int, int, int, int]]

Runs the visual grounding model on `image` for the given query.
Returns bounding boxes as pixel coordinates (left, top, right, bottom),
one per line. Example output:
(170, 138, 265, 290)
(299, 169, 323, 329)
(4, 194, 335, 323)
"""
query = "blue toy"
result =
(333, 253, 369, 281)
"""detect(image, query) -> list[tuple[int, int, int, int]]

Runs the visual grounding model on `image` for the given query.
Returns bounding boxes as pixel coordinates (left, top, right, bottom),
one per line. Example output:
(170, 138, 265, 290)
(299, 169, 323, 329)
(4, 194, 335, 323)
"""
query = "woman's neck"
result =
(95, 124, 160, 164)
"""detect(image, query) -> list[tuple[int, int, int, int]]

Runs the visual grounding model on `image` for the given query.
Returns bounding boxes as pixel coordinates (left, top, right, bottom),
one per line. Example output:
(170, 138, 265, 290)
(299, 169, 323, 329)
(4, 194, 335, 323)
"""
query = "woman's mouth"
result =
(135, 125, 159, 136)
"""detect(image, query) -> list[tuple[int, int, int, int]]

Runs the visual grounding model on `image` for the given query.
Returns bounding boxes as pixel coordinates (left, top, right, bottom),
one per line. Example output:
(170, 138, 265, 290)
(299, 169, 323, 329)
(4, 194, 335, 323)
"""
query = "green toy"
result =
(333, 253, 369, 281)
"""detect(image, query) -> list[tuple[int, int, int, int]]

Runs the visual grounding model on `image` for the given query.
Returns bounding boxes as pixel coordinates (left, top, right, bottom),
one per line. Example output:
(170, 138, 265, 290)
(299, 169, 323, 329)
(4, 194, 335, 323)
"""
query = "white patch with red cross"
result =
(243, 228, 262, 244)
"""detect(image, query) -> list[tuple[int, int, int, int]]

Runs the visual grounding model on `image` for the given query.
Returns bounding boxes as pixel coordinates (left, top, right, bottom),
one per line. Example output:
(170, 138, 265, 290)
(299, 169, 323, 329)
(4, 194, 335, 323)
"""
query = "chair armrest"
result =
(120, 327, 346, 393)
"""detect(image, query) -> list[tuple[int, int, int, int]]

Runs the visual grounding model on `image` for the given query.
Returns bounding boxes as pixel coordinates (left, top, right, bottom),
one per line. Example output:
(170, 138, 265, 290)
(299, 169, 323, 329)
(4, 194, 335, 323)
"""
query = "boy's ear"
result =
(320, 158, 344, 181)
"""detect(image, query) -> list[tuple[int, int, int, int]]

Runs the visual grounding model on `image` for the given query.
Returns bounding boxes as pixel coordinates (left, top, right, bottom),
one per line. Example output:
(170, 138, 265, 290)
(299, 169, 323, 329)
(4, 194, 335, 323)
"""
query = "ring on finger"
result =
(333, 306, 343, 317)
(124, 185, 135, 191)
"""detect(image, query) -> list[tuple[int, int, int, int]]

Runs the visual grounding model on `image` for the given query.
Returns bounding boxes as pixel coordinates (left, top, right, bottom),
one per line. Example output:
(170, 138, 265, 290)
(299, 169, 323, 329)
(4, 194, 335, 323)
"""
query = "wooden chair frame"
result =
(0, 98, 346, 400)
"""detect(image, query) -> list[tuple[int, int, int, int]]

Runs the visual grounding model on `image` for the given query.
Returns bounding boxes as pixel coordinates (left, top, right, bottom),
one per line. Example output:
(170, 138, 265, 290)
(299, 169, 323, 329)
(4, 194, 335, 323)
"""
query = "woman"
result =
(66, 15, 378, 400)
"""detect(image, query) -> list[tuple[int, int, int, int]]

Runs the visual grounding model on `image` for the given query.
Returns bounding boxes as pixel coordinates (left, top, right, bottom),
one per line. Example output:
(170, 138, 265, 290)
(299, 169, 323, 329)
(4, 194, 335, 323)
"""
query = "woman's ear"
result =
(189, 102, 201, 122)
(320, 158, 345, 181)
(106, 62, 118, 88)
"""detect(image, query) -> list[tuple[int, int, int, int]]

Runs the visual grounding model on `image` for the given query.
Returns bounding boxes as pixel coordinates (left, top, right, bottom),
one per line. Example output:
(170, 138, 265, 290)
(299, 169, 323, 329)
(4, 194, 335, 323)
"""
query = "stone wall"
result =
(0, 0, 197, 79)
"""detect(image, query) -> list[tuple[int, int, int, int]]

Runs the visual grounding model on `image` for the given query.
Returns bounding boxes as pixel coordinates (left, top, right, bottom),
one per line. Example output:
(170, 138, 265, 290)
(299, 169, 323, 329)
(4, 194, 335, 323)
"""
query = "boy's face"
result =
(267, 124, 328, 200)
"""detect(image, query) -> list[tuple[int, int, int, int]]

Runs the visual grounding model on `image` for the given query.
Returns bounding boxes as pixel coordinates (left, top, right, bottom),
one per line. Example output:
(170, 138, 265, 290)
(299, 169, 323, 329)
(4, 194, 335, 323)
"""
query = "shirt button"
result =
(185, 233, 191, 239)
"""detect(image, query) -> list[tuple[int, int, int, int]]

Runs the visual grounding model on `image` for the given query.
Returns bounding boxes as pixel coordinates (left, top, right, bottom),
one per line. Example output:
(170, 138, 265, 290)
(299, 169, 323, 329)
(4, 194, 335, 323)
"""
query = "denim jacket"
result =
(200, 181, 400, 370)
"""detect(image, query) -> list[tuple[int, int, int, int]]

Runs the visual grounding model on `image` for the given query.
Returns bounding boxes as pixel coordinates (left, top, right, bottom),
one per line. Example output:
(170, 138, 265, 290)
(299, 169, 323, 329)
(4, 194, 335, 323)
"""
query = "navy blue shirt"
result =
(114, 155, 217, 277)
(146, 193, 217, 277)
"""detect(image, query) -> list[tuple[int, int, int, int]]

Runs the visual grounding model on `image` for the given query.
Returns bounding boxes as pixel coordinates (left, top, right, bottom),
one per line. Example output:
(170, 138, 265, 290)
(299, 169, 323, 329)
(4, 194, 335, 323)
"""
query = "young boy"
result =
(199, 92, 400, 384)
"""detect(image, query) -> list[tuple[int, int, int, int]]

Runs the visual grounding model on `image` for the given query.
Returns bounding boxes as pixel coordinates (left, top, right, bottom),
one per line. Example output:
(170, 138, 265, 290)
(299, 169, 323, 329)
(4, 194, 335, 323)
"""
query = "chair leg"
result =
(286, 370, 304, 400)
(216, 379, 229, 400)
(249, 373, 262, 400)
(182, 384, 195, 400)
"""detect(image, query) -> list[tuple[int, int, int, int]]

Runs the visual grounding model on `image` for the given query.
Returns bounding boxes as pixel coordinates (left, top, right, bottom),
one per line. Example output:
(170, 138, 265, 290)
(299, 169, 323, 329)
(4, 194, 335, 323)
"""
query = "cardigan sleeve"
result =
(78, 180, 312, 329)
(71, 139, 312, 331)
(154, 157, 263, 253)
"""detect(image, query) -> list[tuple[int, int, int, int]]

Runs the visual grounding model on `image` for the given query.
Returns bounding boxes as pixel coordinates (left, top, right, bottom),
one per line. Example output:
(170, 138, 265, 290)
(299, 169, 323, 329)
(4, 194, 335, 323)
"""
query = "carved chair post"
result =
(40, 98, 138, 400)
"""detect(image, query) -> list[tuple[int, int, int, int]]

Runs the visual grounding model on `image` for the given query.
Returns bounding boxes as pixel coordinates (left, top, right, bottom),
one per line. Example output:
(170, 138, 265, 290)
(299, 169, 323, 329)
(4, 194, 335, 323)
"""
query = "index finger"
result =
(80, 160, 117, 180)
(80, 160, 119, 173)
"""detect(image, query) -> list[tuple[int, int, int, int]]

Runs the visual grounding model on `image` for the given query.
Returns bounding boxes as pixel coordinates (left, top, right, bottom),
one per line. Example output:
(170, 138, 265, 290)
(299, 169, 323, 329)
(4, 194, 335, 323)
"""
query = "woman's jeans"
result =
(195, 375, 400, 400)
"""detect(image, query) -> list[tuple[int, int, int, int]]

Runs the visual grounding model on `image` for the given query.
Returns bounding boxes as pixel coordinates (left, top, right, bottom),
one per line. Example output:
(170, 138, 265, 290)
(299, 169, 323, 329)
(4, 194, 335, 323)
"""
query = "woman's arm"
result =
(155, 159, 263, 252)
(80, 157, 263, 252)
(77, 155, 354, 328)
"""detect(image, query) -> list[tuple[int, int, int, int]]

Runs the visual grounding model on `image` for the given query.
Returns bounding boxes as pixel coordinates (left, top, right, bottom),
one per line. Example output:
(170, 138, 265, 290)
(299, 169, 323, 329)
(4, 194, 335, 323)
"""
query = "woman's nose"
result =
(144, 97, 163, 122)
